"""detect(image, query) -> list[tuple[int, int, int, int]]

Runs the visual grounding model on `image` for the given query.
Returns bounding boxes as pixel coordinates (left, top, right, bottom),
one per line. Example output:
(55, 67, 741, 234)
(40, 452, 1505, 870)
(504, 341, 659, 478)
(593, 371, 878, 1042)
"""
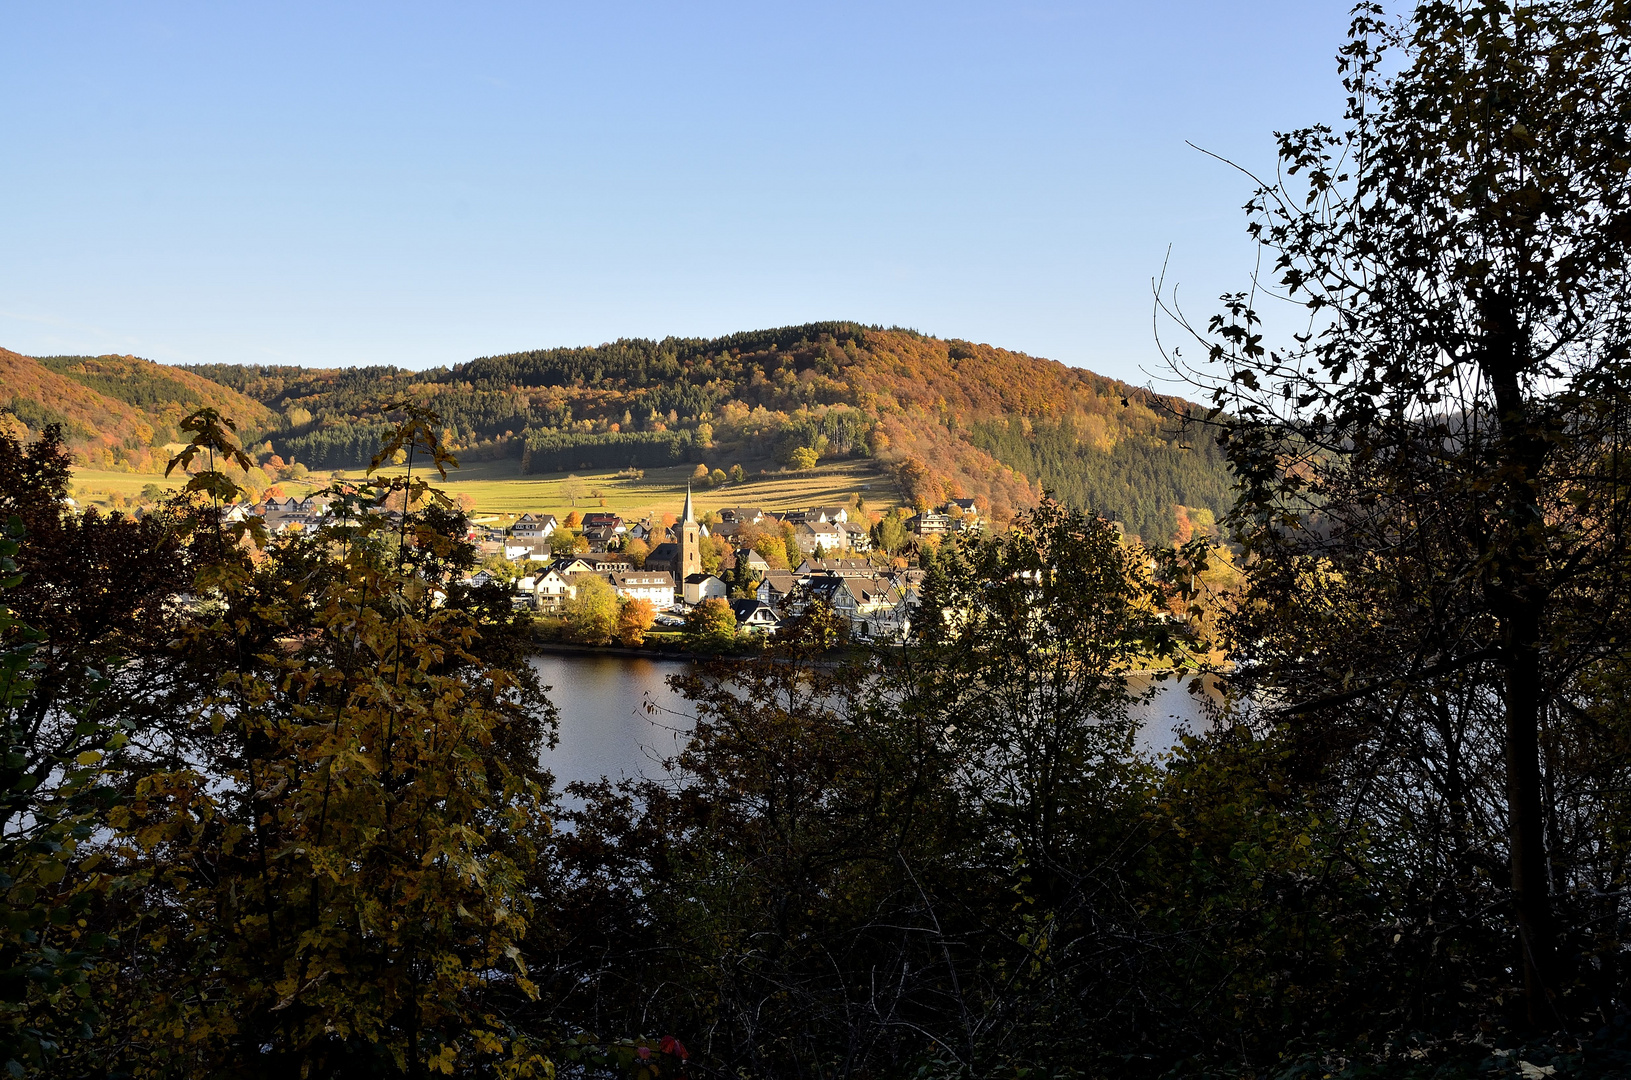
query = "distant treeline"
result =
(172, 322, 1234, 541)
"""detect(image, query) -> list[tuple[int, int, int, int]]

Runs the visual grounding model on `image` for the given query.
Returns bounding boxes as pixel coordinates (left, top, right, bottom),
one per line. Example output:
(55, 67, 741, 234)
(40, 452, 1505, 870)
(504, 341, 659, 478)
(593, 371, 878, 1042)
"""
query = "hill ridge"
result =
(4, 323, 1232, 542)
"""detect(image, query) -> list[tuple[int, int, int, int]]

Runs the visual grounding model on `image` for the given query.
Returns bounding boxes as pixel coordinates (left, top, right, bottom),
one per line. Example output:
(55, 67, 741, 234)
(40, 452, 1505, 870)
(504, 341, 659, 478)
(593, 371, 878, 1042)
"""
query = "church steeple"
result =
(678, 482, 701, 584)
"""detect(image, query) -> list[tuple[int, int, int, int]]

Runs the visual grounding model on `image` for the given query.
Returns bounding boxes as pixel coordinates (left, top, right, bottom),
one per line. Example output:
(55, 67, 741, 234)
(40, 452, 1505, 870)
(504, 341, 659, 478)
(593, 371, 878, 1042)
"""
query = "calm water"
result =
(532, 654, 1218, 793)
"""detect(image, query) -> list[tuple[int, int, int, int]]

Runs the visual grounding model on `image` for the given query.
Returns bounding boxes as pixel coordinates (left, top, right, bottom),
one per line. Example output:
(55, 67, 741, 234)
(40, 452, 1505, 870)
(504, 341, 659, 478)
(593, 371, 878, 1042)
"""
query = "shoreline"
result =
(528, 639, 704, 661)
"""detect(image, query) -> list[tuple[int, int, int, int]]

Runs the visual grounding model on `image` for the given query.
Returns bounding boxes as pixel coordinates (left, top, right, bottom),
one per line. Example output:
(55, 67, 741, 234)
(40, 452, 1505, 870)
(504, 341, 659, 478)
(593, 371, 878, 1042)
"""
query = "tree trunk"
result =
(1486, 313, 1557, 1028)
(1502, 603, 1556, 1028)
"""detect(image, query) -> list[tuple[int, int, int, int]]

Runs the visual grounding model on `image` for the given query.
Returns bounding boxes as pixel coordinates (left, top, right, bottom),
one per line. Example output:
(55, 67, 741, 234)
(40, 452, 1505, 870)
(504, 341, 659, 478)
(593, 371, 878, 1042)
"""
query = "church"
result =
(641, 484, 701, 581)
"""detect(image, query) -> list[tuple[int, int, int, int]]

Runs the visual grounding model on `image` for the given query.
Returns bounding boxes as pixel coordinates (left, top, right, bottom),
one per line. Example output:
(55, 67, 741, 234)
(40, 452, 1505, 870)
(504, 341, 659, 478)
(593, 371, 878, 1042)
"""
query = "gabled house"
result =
(512, 513, 558, 540)
(719, 508, 766, 525)
(729, 598, 783, 633)
(755, 569, 798, 609)
(582, 526, 618, 551)
(683, 573, 727, 606)
(534, 568, 576, 611)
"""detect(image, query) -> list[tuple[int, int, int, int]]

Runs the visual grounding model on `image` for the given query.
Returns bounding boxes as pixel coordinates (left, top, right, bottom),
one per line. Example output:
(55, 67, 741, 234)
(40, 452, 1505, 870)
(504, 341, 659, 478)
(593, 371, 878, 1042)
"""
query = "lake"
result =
(531, 653, 1218, 794)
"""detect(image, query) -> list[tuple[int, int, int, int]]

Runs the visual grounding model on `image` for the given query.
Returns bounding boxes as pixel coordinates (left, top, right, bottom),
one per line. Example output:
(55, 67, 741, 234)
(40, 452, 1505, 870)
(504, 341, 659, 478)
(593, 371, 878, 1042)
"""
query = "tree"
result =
(700, 535, 726, 576)
(560, 475, 584, 507)
(691, 464, 709, 484)
(749, 536, 790, 571)
(787, 447, 818, 471)
(1167, 0, 1631, 1028)
(0, 516, 119, 1075)
(549, 528, 583, 558)
(873, 510, 909, 555)
(909, 500, 1186, 873)
(617, 597, 656, 646)
(708, 468, 727, 488)
(562, 510, 582, 529)
(623, 537, 650, 568)
(684, 597, 737, 650)
(96, 406, 556, 1076)
(728, 464, 745, 484)
(564, 575, 619, 645)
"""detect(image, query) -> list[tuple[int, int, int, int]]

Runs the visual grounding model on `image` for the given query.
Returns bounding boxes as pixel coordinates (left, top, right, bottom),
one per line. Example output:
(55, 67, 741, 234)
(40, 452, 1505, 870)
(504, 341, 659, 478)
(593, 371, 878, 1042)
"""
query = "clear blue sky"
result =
(0, 2, 1353, 384)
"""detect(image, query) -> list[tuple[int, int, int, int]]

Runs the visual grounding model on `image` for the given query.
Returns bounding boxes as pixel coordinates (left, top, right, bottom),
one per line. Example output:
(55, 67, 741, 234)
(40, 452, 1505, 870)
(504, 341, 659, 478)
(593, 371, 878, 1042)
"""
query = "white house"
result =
(534, 568, 576, 611)
(684, 573, 727, 606)
(730, 598, 783, 633)
(796, 521, 849, 553)
(608, 570, 675, 607)
(512, 513, 558, 541)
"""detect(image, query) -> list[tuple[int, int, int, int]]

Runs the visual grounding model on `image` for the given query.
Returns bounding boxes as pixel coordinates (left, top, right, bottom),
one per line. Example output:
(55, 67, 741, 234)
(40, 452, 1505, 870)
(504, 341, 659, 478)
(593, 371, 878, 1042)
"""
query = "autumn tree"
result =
(94, 407, 556, 1077)
(617, 597, 656, 647)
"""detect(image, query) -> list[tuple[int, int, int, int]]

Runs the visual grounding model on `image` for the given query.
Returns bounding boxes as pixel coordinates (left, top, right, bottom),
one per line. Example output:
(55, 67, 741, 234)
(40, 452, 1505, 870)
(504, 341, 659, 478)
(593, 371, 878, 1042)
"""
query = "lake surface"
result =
(531, 653, 1218, 793)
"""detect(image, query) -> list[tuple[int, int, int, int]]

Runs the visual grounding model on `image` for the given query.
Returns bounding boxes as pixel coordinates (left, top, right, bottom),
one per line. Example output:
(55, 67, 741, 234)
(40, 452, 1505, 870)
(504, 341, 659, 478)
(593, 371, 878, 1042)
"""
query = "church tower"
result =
(678, 483, 701, 581)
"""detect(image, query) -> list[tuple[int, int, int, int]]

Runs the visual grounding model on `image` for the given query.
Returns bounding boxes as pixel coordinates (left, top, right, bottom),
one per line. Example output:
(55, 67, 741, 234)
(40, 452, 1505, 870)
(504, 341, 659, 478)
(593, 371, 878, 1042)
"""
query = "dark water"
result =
(531, 654, 1218, 793)
(531, 654, 695, 793)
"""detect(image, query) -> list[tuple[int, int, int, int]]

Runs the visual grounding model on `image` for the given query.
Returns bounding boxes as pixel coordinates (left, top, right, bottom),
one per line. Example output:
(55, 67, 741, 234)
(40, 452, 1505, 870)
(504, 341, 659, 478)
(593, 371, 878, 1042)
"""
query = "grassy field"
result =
(68, 468, 188, 507)
(70, 459, 904, 521)
(359, 458, 903, 522)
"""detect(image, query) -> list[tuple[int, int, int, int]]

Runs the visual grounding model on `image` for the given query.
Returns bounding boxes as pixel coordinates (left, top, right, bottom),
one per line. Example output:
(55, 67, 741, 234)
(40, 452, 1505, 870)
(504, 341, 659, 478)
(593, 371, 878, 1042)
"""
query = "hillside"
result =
(187, 324, 1233, 542)
(3, 324, 1234, 542)
(0, 348, 273, 473)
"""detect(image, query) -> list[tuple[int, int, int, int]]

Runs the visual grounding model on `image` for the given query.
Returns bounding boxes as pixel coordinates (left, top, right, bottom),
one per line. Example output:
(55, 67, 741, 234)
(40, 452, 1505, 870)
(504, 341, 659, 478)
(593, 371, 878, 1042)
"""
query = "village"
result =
(246, 485, 985, 643)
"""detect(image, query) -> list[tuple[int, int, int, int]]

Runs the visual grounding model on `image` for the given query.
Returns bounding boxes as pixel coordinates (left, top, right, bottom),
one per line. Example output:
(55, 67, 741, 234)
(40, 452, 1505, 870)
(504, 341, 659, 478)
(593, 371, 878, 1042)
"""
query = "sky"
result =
(0, 2, 1355, 385)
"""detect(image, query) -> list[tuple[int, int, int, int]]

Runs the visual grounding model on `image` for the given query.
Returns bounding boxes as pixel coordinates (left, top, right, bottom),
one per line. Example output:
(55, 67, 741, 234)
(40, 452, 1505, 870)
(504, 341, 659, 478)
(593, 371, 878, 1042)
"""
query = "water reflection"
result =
(533, 654, 1221, 795)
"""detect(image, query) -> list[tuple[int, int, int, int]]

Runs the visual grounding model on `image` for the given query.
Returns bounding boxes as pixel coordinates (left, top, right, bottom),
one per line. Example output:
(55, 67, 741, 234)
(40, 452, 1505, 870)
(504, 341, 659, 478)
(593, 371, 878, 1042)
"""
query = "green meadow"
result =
(71, 458, 902, 522)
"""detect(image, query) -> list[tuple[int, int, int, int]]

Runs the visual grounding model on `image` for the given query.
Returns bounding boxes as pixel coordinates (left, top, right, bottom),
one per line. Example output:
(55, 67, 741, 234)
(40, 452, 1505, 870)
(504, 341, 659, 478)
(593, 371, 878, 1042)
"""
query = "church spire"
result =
(682, 482, 695, 524)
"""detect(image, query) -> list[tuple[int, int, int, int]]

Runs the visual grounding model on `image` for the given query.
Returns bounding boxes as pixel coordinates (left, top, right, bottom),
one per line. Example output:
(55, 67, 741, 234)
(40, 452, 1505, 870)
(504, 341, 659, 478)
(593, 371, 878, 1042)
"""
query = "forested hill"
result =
(4, 324, 1233, 542)
(0, 348, 272, 473)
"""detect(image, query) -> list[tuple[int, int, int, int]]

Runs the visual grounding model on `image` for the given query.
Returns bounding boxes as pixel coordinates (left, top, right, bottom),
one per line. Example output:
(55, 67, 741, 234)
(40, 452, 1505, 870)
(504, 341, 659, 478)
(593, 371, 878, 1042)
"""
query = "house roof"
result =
(611, 571, 673, 587)
(730, 598, 782, 624)
(758, 569, 797, 594)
